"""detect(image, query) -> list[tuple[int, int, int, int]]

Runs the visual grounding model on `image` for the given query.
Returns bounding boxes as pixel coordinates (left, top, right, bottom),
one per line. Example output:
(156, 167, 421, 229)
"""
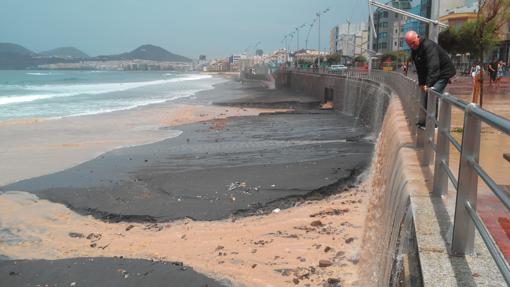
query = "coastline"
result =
(0, 78, 372, 286)
(0, 79, 287, 186)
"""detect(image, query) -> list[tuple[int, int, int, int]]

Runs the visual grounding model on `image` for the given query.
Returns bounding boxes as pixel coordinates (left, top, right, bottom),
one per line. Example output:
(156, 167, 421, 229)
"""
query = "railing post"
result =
(451, 103, 481, 255)
(422, 91, 437, 165)
(416, 90, 427, 148)
(432, 95, 452, 196)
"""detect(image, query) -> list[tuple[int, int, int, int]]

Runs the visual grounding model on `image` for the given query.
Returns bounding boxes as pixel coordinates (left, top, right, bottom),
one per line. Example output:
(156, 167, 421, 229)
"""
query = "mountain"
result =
(0, 43, 35, 56)
(39, 47, 89, 59)
(98, 44, 191, 62)
(0, 43, 191, 69)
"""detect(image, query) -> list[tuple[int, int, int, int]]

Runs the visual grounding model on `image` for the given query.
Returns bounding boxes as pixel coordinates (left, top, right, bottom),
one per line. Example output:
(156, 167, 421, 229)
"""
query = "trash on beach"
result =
(228, 181, 247, 191)
(228, 182, 239, 191)
(321, 101, 334, 110)
(272, 208, 281, 213)
(68, 232, 84, 238)
(86, 233, 102, 242)
(144, 223, 163, 232)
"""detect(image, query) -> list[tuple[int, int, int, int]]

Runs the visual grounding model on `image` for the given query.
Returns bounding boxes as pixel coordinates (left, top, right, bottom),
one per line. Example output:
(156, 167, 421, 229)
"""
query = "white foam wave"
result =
(65, 90, 205, 118)
(26, 72, 55, 76)
(0, 74, 212, 106)
(0, 94, 60, 105)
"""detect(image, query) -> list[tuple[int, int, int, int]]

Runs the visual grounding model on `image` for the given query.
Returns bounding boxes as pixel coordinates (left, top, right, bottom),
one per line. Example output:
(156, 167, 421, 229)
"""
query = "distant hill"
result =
(0, 43, 191, 69)
(0, 43, 35, 56)
(40, 47, 89, 59)
(98, 45, 191, 62)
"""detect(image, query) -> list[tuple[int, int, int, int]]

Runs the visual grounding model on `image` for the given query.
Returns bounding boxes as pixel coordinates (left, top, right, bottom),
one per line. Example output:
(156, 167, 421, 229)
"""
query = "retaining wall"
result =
(279, 71, 505, 286)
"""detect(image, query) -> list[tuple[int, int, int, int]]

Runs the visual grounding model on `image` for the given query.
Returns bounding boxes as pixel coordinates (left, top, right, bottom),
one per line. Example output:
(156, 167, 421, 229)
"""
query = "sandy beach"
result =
(0, 78, 373, 286)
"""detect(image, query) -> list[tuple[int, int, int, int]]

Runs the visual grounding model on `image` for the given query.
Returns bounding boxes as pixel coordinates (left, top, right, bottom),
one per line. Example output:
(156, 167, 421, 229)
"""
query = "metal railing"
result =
(285, 68, 510, 284)
(423, 89, 510, 284)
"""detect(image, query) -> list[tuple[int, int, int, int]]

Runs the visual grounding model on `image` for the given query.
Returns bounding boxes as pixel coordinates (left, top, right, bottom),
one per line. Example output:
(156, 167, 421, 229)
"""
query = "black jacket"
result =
(411, 38, 456, 87)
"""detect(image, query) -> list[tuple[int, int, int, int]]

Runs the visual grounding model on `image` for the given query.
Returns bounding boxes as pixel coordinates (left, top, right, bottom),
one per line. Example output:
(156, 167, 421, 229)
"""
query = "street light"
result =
(316, 8, 330, 68)
(305, 19, 317, 50)
(295, 24, 306, 51)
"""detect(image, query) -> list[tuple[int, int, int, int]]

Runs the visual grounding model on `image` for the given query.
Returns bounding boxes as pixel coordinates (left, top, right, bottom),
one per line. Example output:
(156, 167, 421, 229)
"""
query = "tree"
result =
(255, 49, 264, 56)
(354, 55, 367, 63)
(326, 52, 342, 64)
(475, 0, 510, 107)
(438, 29, 459, 54)
(439, 21, 478, 56)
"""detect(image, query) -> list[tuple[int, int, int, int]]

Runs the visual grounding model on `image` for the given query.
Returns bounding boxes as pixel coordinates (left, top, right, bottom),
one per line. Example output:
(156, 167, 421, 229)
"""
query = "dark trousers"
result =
(419, 79, 449, 126)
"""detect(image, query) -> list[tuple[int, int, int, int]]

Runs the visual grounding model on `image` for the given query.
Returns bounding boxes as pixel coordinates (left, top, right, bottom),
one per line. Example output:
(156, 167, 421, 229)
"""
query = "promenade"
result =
(447, 76, 510, 261)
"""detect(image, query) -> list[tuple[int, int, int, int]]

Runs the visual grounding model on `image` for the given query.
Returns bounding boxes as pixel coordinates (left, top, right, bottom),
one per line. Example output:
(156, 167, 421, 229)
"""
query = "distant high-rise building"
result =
(372, 0, 418, 54)
(330, 22, 368, 58)
(199, 55, 206, 61)
(330, 26, 339, 54)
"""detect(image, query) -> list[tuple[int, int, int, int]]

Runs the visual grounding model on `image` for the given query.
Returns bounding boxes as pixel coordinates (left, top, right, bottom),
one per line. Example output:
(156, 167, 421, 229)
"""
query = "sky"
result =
(0, 0, 369, 59)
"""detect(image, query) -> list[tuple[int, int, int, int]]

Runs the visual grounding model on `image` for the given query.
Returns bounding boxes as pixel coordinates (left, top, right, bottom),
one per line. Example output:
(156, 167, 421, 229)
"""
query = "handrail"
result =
(284, 68, 510, 285)
(416, 87, 510, 285)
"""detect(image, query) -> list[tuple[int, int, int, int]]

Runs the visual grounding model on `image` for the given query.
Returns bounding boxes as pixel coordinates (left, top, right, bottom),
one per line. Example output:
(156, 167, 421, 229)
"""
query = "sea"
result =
(0, 70, 223, 121)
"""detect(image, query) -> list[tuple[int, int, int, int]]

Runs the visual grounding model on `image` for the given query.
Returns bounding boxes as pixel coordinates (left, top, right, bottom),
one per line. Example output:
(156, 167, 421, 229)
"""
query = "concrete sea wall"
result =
(279, 71, 507, 286)
(280, 71, 417, 286)
(284, 72, 390, 133)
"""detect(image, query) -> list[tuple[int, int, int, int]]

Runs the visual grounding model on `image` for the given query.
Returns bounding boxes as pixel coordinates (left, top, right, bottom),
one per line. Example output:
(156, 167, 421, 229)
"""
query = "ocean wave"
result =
(58, 86, 211, 118)
(0, 94, 60, 105)
(0, 74, 212, 106)
(26, 72, 59, 76)
(64, 89, 206, 118)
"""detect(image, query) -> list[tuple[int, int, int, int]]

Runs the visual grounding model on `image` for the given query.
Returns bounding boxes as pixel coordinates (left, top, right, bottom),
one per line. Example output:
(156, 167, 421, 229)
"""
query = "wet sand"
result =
(0, 79, 373, 286)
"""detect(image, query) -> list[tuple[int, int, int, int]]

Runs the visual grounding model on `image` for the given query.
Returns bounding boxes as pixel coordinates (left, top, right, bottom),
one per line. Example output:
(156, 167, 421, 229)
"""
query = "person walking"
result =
(405, 31, 456, 127)
(471, 62, 482, 104)
(488, 59, 498, 86)
(402, 63, 408, 76)
(496, 61, 505, 88)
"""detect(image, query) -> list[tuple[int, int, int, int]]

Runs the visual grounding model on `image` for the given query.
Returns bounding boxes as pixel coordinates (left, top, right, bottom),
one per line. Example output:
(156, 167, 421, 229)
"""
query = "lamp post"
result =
(295, 24, 306, 51)
(282, 35, 289, 63)
(305, 19, 316, 50)
(316, 8, 330, 68)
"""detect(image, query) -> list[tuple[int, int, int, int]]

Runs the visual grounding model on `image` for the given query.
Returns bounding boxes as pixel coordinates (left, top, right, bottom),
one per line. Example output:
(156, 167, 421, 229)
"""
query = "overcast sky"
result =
(1, 0, 371, 59)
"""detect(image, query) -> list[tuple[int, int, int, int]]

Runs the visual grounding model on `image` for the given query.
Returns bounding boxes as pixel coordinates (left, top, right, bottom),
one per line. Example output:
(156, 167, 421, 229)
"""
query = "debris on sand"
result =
(68, 232, 84, 238)
(310, 220, 323, 227)
(319, 260, 333, 268)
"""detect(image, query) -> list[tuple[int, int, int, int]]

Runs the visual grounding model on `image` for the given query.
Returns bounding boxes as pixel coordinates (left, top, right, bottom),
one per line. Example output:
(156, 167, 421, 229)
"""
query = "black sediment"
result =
(1, 80, 374, 223)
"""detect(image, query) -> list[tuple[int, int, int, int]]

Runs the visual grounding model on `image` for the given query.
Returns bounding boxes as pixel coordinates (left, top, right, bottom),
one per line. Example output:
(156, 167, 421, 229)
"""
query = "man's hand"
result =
(420, 85, 429, 92)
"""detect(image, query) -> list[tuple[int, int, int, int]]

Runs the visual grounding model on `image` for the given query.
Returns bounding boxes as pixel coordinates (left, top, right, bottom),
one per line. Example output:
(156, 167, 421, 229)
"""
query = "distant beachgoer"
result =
(405, 30, 456, 126)
(488, 59, 498, 86)
(496, 61, 505, 88)
(402, 63, 408, 76)
(471, 62, 481, 104)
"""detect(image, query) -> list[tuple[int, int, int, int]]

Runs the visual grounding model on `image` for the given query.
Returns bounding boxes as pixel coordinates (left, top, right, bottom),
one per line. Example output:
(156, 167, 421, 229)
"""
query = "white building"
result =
(330, 22, 369, 58)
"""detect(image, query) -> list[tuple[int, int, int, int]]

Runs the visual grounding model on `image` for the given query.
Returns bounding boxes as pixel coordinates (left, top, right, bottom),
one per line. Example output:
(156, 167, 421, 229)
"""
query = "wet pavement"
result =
(447, 76, 510, 261)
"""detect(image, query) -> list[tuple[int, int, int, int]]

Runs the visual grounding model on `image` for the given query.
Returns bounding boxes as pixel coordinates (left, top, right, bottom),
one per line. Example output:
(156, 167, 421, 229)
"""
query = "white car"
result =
(329, 64, 348, 72)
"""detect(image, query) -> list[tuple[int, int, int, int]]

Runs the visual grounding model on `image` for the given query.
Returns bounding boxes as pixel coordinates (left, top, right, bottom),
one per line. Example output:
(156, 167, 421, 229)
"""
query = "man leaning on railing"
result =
(406, 30, 456, 127)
